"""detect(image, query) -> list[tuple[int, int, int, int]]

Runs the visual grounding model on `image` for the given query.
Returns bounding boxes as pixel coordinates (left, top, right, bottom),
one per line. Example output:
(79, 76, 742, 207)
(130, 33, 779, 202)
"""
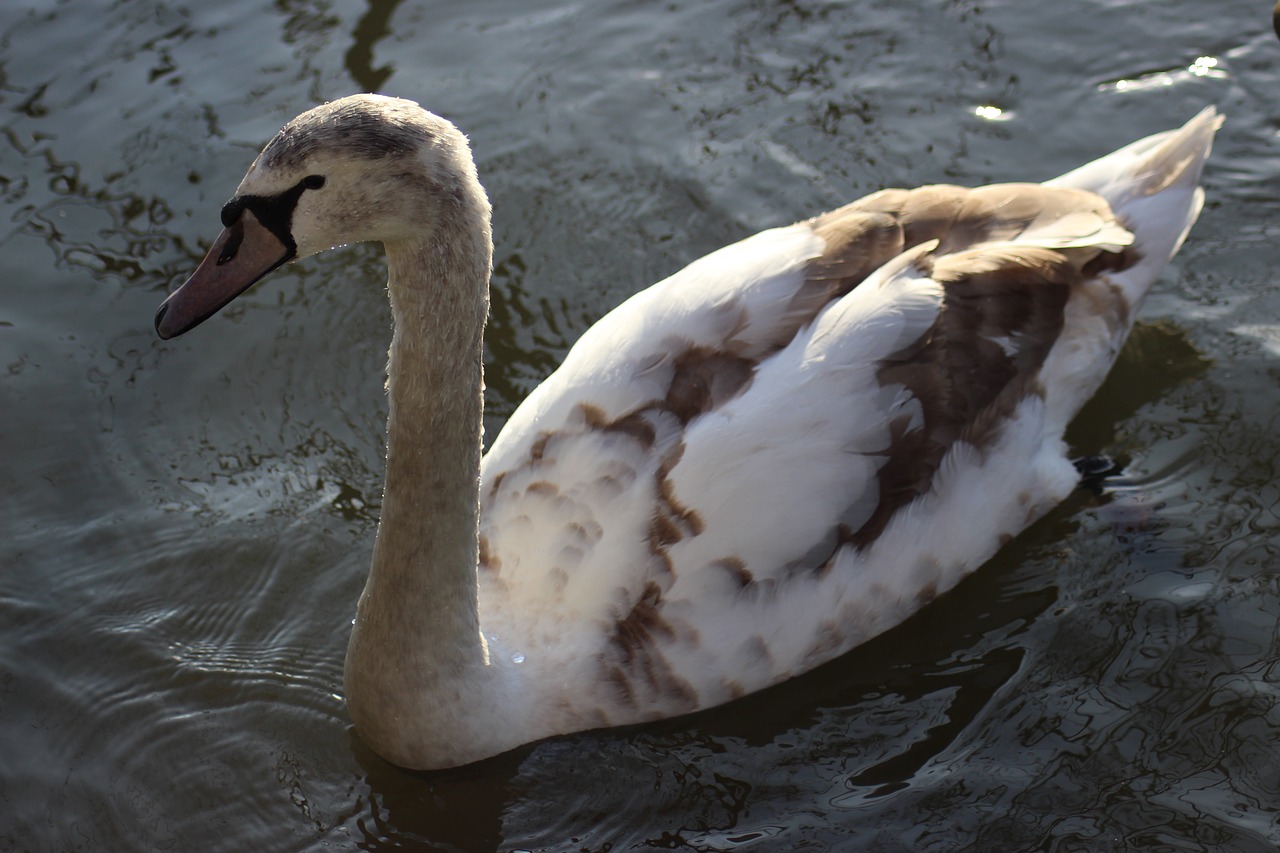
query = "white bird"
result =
(155, 95, 1220, 770)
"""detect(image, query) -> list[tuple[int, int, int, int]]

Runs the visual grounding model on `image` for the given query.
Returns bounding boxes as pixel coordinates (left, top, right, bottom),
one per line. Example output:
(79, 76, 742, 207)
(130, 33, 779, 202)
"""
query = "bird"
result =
(154, 94, 1220, 770)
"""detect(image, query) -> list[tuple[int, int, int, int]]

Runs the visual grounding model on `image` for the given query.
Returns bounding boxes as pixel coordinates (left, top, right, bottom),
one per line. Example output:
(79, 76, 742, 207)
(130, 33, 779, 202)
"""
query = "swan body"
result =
(155, 95, 1220, 770)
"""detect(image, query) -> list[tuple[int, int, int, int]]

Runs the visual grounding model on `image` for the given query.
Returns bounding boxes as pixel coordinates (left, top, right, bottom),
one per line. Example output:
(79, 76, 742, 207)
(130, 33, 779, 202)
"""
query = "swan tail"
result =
(1046, 107, 1223, 302)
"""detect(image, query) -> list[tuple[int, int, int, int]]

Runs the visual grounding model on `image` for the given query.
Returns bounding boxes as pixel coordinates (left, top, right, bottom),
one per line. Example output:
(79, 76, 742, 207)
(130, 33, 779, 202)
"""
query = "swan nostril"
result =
(217, 220, 245, 265)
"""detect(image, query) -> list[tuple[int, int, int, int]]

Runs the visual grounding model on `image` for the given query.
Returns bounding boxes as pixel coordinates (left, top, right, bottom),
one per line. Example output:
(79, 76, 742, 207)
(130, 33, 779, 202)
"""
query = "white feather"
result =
(160, 96, 1221, 768)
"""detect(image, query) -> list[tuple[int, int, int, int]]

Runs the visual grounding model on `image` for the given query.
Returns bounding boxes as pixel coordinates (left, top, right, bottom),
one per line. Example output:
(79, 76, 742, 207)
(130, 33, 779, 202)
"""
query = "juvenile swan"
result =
(155, 95, 1220, 770)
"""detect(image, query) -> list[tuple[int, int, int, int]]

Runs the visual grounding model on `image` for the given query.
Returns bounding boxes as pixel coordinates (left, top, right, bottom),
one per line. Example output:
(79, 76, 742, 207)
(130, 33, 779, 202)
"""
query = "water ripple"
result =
(5, 0, 1280, 850)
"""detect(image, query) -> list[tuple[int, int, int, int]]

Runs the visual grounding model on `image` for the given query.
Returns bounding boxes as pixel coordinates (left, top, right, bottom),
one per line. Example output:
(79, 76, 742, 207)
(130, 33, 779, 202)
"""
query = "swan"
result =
(155, 95, 1220, 770)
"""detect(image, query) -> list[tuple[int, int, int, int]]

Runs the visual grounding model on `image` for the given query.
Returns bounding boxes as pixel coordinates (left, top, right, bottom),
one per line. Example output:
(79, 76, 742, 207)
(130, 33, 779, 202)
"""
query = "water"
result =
(3, 0, 1280, 849)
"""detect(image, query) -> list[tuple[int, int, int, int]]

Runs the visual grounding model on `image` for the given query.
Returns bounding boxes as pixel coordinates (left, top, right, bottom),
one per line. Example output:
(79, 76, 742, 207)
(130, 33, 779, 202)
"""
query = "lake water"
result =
(3, 0, 1280, 850)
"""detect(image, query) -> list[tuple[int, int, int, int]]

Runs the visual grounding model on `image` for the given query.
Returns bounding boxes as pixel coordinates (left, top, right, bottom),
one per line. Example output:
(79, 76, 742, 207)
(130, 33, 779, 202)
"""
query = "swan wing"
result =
(477, 180, 1137, 715)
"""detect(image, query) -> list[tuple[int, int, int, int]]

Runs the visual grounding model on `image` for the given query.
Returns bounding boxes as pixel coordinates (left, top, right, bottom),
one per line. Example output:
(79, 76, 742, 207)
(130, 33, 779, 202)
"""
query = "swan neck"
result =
(377, 235, 487, 635)
(344, 191, 497, 767)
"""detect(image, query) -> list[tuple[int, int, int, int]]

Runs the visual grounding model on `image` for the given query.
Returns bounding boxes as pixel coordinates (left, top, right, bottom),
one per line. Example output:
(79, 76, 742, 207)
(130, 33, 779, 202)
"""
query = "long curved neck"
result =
(344, 188, 495, 768)
(374, 235, 489, 648)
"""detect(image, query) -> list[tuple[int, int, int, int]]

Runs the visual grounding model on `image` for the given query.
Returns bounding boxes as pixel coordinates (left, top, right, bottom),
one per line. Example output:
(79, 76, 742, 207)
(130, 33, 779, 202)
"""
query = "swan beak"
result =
(154, 211, 293, 339)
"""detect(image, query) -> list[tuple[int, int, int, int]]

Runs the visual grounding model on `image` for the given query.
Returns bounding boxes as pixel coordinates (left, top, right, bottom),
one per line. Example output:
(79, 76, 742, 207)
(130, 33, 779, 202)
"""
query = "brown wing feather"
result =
(803, 183, 1136, 549)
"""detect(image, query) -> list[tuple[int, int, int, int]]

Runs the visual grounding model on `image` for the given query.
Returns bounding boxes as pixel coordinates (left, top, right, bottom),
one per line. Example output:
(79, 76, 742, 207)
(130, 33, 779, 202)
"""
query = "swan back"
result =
(478, 110, 1220, 725)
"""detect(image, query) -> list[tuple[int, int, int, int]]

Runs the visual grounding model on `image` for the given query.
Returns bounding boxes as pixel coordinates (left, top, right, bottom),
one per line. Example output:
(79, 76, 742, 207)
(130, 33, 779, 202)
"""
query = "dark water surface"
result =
(4, 1, 1280, 850)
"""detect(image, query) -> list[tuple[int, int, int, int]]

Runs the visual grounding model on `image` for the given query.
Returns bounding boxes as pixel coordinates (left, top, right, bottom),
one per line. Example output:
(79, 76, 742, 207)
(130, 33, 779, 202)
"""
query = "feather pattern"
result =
(155, 96, 1221, 769)
(479, 110, 1222, 724)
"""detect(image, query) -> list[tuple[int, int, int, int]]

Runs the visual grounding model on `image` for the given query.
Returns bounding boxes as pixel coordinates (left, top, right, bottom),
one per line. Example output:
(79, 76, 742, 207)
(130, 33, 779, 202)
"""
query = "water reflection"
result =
(352, 735, 513, 851)
(1066, 321, 1211, 453)
(0, 119, 194, 289)
(345, 0, 406, 92)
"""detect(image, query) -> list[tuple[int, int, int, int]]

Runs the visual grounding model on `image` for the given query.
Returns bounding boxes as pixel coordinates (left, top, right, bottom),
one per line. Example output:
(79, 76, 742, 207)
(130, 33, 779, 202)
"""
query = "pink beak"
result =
(155, 210, 292, 339)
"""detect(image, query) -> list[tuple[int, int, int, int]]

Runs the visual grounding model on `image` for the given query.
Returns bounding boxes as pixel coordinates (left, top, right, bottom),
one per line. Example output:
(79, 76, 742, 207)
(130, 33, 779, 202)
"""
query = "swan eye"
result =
(302, 174, 326, 190)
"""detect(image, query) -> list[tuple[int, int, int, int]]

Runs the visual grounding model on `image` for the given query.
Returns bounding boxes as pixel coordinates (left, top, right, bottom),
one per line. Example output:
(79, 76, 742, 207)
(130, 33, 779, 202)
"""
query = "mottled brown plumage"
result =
(156, 95, 1220, 770)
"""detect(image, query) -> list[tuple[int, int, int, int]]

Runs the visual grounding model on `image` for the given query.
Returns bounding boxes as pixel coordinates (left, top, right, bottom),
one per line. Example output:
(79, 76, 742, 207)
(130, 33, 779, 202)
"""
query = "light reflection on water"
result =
(3, 0, 1280, 850)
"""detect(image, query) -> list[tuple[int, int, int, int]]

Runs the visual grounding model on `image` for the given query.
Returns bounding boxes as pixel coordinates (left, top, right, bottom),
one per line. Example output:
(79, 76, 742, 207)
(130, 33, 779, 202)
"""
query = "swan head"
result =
(155, 94, 489, 339)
